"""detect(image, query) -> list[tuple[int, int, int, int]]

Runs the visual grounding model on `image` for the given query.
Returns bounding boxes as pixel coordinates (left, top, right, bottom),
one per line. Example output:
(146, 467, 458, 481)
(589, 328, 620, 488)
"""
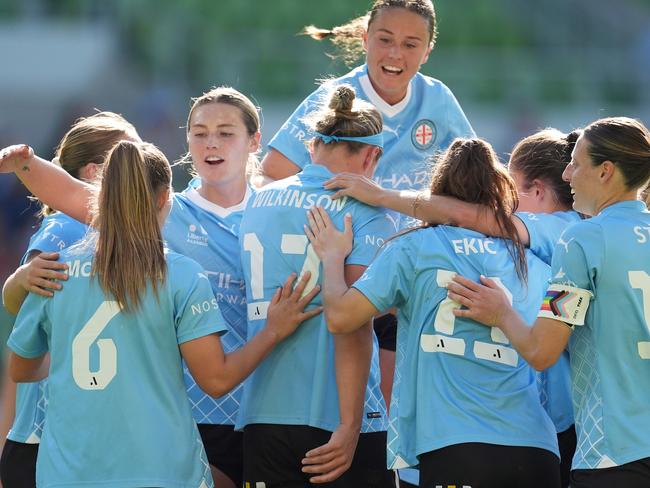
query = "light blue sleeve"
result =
(441, 84, 475, 144)
(172, 258, 229, 345)
(267, 85, 329, 169)
(347, 208, 395, 267)
(517, 211, 581, 265)
(352, 233, 417, 312)
(24, 215, 86, 261)
(549, 222, 603, 295)
(7, 293, 50, 358)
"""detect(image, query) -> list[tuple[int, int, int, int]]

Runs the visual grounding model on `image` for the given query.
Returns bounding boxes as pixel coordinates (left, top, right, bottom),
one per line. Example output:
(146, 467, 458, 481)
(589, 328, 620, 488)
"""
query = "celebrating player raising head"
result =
(448, 117, 650, 488)
(262, 0, 474, 426)
(262, 0, 473, 199)
(0, 140, 320, 487)
(239, 84, 395, 487)
(0, 111, 139, 488)
(305, 137, 561, 488)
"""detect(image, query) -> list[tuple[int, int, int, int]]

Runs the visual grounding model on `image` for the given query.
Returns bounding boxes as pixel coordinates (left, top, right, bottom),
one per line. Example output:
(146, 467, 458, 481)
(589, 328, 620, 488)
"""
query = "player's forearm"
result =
(2, 268, 29, 316)
(333, 322, 372, 430)
(208, 328, 281, 397)
(8, 352, 48, 382)
(322, 256, 363, 333)
(16, 155, 94, 224)
(495, 310, 561, 371)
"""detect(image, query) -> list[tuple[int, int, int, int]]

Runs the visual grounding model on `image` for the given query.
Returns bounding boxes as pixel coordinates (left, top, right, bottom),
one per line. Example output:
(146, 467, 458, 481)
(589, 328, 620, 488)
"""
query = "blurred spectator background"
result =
(1, 0, 649, 341)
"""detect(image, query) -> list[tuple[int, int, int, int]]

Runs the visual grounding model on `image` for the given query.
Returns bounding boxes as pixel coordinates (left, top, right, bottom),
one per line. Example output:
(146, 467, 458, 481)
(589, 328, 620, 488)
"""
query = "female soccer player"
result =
(304, 138, 561, 488)
(2, 86, 261, 488)
(261, 0, 475, 415)
(448, 117, 650, 488)
(2, 140, 320, 487)
(325, 128, 581, 487)
(239, 84, 395, 487)
(0, 111, 139, 488)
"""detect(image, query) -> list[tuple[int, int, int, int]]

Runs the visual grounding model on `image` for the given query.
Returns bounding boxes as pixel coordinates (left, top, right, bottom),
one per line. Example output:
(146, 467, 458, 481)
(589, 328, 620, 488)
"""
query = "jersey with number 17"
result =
(353, 226, 559, 469)
(8, 245, 224, 488)
(237, 163, 393, 433)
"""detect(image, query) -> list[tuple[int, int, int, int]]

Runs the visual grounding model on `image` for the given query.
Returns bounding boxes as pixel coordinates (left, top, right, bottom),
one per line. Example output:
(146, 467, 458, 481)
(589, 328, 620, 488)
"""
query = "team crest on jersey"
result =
(411, 119, 437, 150)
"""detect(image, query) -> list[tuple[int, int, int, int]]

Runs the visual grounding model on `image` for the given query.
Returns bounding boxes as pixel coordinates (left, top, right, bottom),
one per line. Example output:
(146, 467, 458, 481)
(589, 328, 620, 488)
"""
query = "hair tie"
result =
(315, 131, 383, 149)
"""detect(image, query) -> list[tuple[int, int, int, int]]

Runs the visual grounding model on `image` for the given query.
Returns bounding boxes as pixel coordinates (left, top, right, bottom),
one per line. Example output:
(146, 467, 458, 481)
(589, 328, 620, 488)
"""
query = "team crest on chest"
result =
(411, 119, 437, 150)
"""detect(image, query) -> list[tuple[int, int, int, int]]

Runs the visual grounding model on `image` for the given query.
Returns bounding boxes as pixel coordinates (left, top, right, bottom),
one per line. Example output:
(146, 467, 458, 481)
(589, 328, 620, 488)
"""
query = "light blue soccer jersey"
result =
(353, 226, 559, 469)
(517, 210, 583, 433)
(163, 184, 248, 426)
(545, 200, 650, 470)
(9, 212, 88, 445)
(268, 65, 474, 228)
(8, 246, 225, 487)
(237, 163, 393, 433)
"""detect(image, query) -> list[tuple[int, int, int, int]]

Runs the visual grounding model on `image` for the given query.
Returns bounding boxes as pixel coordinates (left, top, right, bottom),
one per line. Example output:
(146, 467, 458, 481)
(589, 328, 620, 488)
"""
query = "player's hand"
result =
(324, 172, 385, 206)
(266, 272, 322, 341)
(0, 144, 34, 173)
(17, 252, 69, 297)
(304, 206, 352, 262)
(447, 274, 511, 327)
(301, 422, 360, 483)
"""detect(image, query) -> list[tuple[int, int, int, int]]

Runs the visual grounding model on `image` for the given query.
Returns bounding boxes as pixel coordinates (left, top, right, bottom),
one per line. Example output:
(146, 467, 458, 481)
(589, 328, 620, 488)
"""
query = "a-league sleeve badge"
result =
(538, 283, 593, 327)
(411, 119, 437, 150)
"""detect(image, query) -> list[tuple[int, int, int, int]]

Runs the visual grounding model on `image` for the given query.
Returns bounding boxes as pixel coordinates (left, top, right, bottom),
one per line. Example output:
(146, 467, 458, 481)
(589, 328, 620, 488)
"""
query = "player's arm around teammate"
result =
(449, 117, 650, 488)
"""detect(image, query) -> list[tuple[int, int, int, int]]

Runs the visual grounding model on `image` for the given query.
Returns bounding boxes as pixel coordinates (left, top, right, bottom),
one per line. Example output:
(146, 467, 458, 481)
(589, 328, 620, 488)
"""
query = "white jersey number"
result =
(629, 270, 650, 359)
(72, 301, 120, 390)
(243, 232, 320, 320)
(421, 270, 519, 366)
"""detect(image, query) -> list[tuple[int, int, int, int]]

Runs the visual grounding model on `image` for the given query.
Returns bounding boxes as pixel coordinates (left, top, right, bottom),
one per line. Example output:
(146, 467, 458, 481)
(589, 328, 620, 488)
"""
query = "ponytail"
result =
(92, 141, 171, 311)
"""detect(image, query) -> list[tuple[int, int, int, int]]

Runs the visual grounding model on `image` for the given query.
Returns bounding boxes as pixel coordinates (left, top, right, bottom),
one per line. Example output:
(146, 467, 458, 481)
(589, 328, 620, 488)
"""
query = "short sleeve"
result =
(442, 84, 475, 146)
(516, 211, 581, 265)
(537, 223, 599, 326)
(171, 258, 228, 345)
(8, 293, 50, 358)
(353, 233, 417, 312)
(346, 208, 395, 267)
(267, 85, 329, 170)
(23, 216, 87, 263)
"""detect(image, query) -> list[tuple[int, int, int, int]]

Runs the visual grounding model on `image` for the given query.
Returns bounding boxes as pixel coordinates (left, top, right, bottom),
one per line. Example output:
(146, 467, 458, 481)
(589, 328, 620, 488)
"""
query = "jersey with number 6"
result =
(238, 163, 392, 433)
(7, 246, 225, 488)
(10, 212, 88, 445)
(353, 226, 559, 469)
(545, 200, 650, 470)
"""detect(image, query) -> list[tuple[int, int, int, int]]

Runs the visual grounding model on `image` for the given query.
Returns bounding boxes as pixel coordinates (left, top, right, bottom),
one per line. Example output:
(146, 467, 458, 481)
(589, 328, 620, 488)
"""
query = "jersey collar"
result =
(184, 185, 251, 218)
(359, 65, 412, 118)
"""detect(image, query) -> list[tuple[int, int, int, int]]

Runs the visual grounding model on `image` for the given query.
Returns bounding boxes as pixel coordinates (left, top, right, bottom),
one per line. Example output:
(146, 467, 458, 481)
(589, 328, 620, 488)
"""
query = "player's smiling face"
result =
(187, 102, 259, 189)
(563, 134, 603, 216)
(363, 7, 432, 105)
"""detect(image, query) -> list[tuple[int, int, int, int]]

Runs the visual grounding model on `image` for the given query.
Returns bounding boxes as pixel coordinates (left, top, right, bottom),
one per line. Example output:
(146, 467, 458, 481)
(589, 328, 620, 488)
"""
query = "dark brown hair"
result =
(582, 117, 650, 191)
(509, 128, 581, 210)
(301, 0, 436, 66)
(430, 138, 527, 281)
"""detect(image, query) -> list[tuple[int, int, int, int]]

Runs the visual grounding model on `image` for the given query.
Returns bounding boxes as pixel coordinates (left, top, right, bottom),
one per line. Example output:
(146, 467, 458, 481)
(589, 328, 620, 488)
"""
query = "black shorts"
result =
(197, 424, 243, 487)
(419, 442, 560, 488)
(557, 425, 577, 488)
(243, 424, 395, 488)
(0, 439, 38, 488)
(373, 313, 397, 352)
(570, 456, 650, 488)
